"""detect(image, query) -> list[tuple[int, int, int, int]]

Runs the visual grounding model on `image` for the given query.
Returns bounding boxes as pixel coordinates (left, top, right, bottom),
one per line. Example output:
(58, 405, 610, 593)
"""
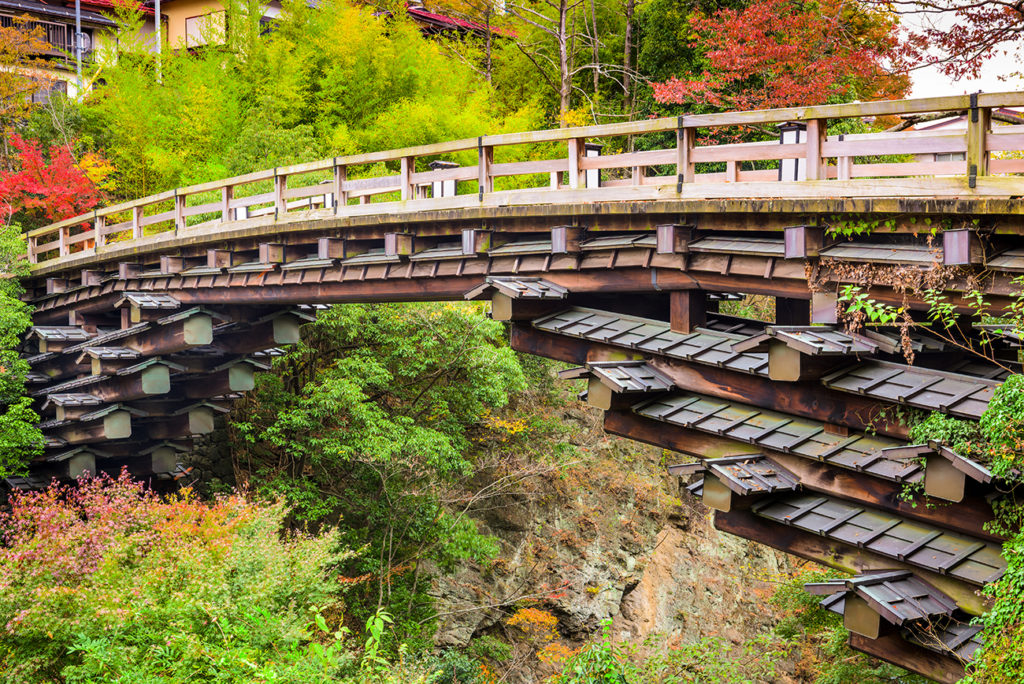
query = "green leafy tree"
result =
(230, 302, 525, 642)
(0, 221, 42, 476)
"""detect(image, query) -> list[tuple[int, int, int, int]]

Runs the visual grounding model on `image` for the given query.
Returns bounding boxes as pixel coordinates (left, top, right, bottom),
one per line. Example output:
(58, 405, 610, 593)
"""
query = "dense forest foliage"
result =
(2, 0, 1024, 681)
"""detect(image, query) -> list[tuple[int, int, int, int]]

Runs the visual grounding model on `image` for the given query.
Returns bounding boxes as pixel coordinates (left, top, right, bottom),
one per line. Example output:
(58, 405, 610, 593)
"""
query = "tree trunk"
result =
(623, 0, 634, 109)
(559, 0, 571, 126)
(590, 0, 599, 96)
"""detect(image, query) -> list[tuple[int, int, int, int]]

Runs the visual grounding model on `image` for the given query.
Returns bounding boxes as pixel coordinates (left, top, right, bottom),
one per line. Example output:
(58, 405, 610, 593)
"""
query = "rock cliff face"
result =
(431, 402, 795, 682)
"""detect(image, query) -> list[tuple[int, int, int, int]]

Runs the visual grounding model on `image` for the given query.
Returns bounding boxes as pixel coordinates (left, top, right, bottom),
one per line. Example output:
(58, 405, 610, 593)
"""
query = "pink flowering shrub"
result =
(0, 472, 354, 682)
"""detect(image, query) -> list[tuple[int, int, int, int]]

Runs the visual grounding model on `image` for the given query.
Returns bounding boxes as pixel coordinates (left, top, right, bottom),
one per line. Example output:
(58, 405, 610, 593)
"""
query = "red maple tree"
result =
(651, 0, 910, 112)
(882, 0, 1024, 79)
(0, 136, 103, 229)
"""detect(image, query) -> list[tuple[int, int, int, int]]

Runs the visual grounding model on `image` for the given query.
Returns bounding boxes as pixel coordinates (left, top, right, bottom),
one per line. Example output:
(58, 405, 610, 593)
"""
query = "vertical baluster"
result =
(132, 206, 143, 239)
(58, 225, 69, 257)
(477, 139, 493, 199)
(274, 171, 286, 217)
(805, 119, 825, 181)
(567, 138, 582, 189)
(400, 156, 414, 201)
(95, 213, 106, 248)
(676, 124, 694, 189)
(966, 96, 990, 188)
(174, 192, 186, 231)
(334, 163, 347, 213)
(221, 185, 233, 222)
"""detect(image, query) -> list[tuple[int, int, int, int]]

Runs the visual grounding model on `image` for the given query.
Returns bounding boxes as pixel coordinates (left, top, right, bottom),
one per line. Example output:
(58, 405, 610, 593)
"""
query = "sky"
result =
(904, 11, 1023, 98)
(910, 57, 1023, 99)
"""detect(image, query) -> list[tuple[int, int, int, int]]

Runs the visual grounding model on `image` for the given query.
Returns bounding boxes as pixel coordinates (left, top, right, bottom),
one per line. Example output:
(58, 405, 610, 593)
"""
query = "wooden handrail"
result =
(26, 90, 1024, 265)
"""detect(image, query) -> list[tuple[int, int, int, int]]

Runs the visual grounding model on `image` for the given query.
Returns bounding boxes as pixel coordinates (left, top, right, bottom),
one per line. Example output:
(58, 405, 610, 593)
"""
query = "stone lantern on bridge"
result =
(778, 121, 806, 181)
(429, 160, 459, 198)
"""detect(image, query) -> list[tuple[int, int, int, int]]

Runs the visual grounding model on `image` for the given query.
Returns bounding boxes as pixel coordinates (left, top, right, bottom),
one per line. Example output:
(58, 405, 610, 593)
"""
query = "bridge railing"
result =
(25, 91, 1024, 266)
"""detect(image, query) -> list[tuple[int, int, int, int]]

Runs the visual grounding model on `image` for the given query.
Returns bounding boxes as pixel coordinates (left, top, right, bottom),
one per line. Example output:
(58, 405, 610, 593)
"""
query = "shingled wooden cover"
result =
(754, 494, 1005, 585)
(634, 393, 921, 482)
(688, 236, 786, 257)
(464, 277, 569, 301)
(534, 308, 770, 376)
(823, 360, 999, 420)
(562, 361, 674, 394)
(579, 234, 657, 251)
(704, 455, 800, 495)
(806, 570, 957, 625)
(819, 243, 938, 265)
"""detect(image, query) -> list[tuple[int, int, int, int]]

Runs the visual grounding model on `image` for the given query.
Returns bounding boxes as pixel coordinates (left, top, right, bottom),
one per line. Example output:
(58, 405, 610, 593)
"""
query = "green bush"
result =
(0, 473, 354, 682)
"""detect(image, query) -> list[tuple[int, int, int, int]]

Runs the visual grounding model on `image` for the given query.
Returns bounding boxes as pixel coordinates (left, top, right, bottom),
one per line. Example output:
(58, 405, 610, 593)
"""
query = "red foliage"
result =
(0, 136, 103, 226)
(651, 0, 909, 111)
(891, 0, 1024, 79)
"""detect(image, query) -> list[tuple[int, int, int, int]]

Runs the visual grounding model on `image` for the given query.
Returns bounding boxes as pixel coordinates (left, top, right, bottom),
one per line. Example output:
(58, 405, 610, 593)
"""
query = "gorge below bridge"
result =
(17, 91, 1024, 682)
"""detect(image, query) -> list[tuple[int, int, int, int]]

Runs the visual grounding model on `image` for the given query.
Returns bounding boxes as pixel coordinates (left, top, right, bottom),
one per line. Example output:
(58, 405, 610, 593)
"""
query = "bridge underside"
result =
(19, 208, 1020, 682)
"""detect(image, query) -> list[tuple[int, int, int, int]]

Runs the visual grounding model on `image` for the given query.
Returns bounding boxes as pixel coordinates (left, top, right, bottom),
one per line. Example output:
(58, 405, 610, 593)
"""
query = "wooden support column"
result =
(80, 270, 103, 287)
(811, 292, 838, 324)
(259, 243, 285, 264)
(118, 262, 142, 279)
(384, 232, 414, 257)
(207, 249, 233, 269)
(45, 278, 69, 294)
(783, 225, 823, 259)
(776, 297, 810, 326)
(551, 225, 583, 254)
(943, 228, 984, 265)
(318, 237, 347, 260)
(462, 229, 491, 255)
(656, 224, 694, 254)
(805, 119, 825, 181)
(670, 290, 706, 334)
(160, 255, 184, 274)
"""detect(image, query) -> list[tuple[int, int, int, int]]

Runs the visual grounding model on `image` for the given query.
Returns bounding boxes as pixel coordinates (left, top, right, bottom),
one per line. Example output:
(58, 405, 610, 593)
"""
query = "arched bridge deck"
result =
(16, 92, 1024, 683)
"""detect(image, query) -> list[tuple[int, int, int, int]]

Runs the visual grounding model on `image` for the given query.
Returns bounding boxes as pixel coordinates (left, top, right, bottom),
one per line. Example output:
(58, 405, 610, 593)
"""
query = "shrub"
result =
(0, 472, 354, 682)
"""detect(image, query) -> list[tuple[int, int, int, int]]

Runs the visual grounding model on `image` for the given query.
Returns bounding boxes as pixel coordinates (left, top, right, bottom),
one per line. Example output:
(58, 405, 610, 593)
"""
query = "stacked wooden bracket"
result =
(9, 293, 311, 491)
(492, 276, 1011, 682)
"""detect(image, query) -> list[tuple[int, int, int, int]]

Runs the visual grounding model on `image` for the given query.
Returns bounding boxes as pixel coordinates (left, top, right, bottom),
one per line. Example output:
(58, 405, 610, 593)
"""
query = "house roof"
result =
(0, 0, 116, 26)
(405, 4, 515, 37)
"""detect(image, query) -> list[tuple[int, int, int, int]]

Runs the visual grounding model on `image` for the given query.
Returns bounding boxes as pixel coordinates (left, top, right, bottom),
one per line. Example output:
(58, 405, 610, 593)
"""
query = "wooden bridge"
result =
(18, 91, 1024, 681)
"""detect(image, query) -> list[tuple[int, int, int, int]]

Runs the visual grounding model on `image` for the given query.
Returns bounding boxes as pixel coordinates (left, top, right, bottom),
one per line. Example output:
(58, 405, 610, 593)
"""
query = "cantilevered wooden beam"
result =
(605, 409, 997, 542)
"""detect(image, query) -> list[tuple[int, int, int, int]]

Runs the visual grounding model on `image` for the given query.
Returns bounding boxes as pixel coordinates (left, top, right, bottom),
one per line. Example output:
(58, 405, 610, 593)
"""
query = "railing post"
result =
(804, 119, 825, 181)
(274, 170, 286, 217)
(567, 138, 583, 189)
(333, 162, 347, 213)
(966, 94, 990, 188)
(676, 123, 694, 189)
(132, 206, 143, 239)
(95, 213, 106, 248)
(58, 225, 69, 257)
(27, 235, 36, 264)
(174, 191, 186, 231)
(477, 138, 493, 199)
(221, 185, 233, 222)
(400, 156, 414, 201)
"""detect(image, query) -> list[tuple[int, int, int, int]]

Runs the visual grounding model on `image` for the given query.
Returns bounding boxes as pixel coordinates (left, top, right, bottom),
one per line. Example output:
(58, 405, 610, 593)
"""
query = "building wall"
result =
(164, 0, 226, 48)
